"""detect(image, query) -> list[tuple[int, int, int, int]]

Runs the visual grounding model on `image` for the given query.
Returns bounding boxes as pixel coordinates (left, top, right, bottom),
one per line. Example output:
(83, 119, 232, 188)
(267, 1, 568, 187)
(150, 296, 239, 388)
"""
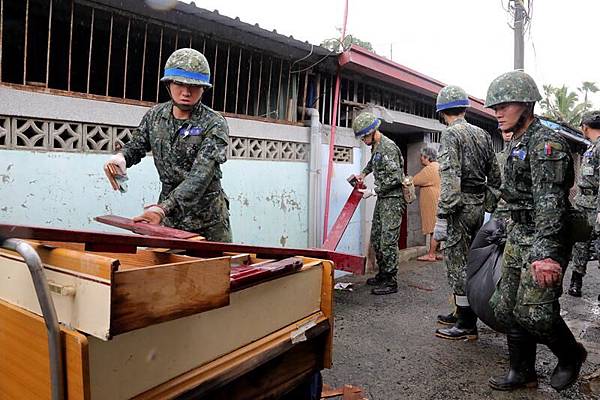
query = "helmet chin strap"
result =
(165, 83, 198, 112)
(502, 103, 533, 134)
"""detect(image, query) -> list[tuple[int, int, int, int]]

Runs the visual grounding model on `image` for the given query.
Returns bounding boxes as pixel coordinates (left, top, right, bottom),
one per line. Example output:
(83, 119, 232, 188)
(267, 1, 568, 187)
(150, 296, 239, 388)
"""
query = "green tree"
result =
(540, 84, 588, 126)
(320, 34, 375, 53)
(578, 81, 599, 113)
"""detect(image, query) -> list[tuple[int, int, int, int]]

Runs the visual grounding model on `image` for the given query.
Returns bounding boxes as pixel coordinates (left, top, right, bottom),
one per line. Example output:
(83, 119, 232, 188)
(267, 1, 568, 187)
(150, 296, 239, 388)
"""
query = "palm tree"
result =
(578, 81, 599, 113)
(541, 85, 586, 126)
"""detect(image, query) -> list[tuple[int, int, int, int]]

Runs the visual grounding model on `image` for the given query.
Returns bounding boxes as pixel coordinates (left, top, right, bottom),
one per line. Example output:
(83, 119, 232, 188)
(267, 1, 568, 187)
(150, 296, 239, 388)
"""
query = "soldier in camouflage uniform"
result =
(486, 71, 586, 392)
(567, 111, 600, 297)
(353, 112, 406, 295)
(104, 48, 232, 242)
(492, 130, 513, 222)
(434, 85, 501, 341)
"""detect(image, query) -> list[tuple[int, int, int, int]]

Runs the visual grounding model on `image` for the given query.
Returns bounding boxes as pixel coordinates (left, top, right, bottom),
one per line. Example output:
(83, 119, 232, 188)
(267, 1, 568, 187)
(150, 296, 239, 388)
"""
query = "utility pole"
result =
(513, 0, 525, 69)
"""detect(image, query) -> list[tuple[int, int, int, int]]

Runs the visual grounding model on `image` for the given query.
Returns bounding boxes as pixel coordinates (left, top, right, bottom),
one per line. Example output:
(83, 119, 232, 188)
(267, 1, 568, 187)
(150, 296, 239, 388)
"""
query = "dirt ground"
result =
(322, 259, 600, 400)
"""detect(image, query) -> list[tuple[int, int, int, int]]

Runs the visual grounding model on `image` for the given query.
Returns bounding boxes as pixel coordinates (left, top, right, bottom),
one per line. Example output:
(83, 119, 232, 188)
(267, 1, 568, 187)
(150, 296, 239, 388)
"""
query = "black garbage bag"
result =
(466, 218, 506, 333)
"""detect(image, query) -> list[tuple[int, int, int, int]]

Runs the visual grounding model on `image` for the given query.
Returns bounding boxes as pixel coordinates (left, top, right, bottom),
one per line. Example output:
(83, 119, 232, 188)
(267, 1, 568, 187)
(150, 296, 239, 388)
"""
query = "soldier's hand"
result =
(596, 212, 600, 226)
(358, 188, 375, 199)
(133, 205, 165, 225)
(104, 153, 127, 191)
(531, 258, 562, 288)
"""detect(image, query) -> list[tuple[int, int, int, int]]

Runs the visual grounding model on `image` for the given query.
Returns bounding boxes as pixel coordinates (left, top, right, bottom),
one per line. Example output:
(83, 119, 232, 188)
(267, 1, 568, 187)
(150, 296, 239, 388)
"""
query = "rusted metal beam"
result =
(223, 44, 230, 111)
(322, 182, 365, 251)
(105, 13, 113, 96)
(86, 8, 95, 93)
(24, 0, 29, 85)
(300, 70, 308, 122)
(255, 54, 263, 116)
(45, 0, 53, 88)
(123, 17, 130, 98)
(276, 59, 282, 118)
(139, 22, 147, 100)
(211, 42, 218, 109)
(155, 27, 163, 102)
(234, 47, 241, 114)
(245, 53, 252, 115)
(67, 0, 74, 91)
(266, 57, 273, 117)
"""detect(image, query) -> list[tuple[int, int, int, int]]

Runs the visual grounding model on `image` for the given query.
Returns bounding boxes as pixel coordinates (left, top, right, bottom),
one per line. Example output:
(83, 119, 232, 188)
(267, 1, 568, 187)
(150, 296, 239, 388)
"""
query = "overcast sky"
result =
(179, 0, 599, 107)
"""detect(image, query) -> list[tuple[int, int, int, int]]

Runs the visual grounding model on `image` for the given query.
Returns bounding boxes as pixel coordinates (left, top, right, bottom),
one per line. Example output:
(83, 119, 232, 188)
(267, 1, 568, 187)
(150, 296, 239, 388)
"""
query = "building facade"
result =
(0, 0, 501, 257)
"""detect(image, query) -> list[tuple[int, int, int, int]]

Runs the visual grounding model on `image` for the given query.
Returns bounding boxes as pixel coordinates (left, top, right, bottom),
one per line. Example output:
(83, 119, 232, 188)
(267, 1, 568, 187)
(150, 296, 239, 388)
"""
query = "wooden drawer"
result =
(0, 242, 230, 339)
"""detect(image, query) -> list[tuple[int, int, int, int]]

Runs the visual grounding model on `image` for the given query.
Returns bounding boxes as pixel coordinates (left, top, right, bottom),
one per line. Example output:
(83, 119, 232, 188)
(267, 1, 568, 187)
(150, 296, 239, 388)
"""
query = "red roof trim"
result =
(338, 45, 495, 119)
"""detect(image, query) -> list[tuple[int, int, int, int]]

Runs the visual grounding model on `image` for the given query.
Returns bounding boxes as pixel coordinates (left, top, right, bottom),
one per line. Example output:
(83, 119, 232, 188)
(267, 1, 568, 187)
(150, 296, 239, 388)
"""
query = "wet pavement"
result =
(323, 259, 600, 400)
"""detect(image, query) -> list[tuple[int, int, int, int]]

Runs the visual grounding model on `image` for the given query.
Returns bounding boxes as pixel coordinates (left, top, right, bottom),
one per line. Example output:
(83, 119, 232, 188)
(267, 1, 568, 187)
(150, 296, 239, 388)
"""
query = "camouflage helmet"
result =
(352, 112, 381, 138)
(436, 85, 470, 112)
(581, 110, 600, 126)
(161, 48, 212, 88)
(485, 70, 541, 108)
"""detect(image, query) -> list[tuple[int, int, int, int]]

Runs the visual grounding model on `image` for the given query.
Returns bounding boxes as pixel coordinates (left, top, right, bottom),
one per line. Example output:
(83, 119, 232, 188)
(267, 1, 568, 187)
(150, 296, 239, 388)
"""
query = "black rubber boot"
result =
(371, 275, 398, 295)
(366, 274, 385, 286)
(567, 271, 583, 297)
(437, 312, 457, 325)
(489, 328, 538, 391)
(435, 306, 478, 340)
(545, 320, 587, 391)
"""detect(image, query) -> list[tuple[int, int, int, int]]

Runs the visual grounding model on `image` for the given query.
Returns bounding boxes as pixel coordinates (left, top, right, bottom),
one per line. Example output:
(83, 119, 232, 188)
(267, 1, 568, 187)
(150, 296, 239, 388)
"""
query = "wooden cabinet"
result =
(0, 240, 333, 399)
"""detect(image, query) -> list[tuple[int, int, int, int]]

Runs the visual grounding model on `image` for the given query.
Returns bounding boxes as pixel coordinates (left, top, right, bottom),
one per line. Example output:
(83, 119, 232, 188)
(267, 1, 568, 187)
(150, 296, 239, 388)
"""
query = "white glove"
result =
(596, 212, 600, 226)
(133, 204, 166, 225)
(104, 153, 127, 191)
(358, 188, 376, 199)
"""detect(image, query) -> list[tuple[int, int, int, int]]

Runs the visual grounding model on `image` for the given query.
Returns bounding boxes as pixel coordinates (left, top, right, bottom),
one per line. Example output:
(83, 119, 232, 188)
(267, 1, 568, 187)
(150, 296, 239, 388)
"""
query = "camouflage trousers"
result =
(489, 222, 566, 341)
(444, 203, 484, 296)
(568, 207, 597, 276)
(371, 196, 405, 280)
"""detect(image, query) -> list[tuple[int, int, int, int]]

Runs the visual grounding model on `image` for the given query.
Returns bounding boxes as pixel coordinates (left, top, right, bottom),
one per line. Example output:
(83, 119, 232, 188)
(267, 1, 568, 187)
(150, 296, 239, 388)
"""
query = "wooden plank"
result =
(322, 184, 364, 251)
(94, 215, 204, 240)
(134, 312, 329, 400)
(230, 257, 303, 291)
(110, 257, 231, 335)
(0, 299, 90, 400)
(0, 224, 365, 274)
(0, 241, 117, 280)
(320, 259, 334, 369)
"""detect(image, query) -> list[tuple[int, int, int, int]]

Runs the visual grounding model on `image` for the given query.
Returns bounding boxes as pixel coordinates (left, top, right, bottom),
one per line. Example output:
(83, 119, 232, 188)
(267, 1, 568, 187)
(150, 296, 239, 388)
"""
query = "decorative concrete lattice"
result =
(0, 116, 9, 148)
(84, 124, 113, 152)
(13, 118, 48, 149)
(50, 122, 81, 151)
(0, 116, 360, 164)
(332, 146, 353, 163)
(229, 136, 308, 161)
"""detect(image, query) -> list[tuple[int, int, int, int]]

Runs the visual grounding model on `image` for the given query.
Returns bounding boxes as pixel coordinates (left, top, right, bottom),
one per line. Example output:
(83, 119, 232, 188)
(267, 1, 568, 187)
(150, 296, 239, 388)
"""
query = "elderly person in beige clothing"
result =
(414, 147, 442, 261)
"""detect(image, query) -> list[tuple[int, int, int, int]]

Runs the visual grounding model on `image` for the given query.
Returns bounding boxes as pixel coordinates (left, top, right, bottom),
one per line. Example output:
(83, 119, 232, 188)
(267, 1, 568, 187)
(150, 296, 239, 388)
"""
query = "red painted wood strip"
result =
(322, 184, 364, 251)
(95, 215, 200, 240)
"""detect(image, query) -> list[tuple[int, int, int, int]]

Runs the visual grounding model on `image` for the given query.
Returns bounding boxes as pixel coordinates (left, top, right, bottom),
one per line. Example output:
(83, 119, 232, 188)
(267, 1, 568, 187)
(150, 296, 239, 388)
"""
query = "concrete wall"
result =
(0, 150, 310, 248)
(0, 88, 358, 251)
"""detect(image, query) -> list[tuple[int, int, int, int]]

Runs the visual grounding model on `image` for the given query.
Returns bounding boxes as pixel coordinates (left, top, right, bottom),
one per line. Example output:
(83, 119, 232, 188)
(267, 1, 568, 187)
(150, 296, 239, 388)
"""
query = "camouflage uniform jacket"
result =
(493, 144, 511, 219)
(121, 100, 229, 230)
(437, 118, 501, 217)
(501, 118, 574, 264)
(361, 134, 405, 198)
(575, 138, 600, 209)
